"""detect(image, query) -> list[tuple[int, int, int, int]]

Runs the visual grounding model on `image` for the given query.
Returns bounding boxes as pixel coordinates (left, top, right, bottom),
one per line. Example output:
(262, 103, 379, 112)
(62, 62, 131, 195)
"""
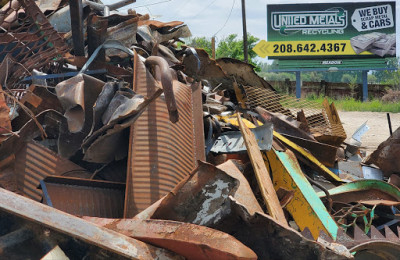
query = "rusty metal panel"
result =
(14, 141, 87, 201)
(0, 0, 69, 86)
(281, 133, 338, 167)
(84, 217, 257, 260)
(124, 54, 197, 217)
(41, 176, 125, 218)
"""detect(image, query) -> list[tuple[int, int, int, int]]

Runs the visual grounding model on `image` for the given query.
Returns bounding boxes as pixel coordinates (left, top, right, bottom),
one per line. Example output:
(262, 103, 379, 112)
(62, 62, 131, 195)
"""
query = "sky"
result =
(103, 0, 400, 61)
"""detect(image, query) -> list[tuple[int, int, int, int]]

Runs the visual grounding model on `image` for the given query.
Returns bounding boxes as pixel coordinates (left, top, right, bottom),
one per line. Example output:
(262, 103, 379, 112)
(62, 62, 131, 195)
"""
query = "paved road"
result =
(338, 111, 400, 155)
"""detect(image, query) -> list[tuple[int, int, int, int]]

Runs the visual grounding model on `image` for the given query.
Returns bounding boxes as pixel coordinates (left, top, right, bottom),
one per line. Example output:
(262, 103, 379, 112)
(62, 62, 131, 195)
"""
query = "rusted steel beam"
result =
(84, 217, 257, 260)
(69, 0, 85, 56)
(237, 114, 288, 226)
(0, 188, 181, 259)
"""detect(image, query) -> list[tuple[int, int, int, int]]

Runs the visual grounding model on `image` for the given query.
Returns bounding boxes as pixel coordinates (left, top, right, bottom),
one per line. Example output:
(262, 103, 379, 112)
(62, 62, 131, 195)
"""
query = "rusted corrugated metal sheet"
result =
(14, 141, 87, 201)
(124, 53, 198, 217)
(41, 176, 125, 218)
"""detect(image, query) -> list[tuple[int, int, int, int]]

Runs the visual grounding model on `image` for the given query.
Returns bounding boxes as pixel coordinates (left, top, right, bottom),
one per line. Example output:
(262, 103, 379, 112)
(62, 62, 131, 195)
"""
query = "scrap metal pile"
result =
(0, 0, 399, 259)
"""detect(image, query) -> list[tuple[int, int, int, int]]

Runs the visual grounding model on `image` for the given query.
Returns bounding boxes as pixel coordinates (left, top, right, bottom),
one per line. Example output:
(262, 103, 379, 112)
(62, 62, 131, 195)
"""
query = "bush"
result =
(382, 89, 400, 103)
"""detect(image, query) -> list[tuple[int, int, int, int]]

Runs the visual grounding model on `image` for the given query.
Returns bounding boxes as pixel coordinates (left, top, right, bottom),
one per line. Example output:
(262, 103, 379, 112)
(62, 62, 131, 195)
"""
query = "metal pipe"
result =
(84, 0, 136, 12)
(69, 0, 85, 56)
(387, 113, 393, 136)
(145, 56, 179, 123)
(241, 0, 248, 63)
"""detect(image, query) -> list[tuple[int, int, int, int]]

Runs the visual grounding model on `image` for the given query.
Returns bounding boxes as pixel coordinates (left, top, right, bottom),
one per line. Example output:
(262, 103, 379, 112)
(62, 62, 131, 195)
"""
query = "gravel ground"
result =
(338, 111, 400, 155)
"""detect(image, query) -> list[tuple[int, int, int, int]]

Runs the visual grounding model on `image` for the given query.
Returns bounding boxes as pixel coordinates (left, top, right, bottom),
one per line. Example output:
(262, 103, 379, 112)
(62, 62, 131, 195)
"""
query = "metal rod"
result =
(387, 113, 393, 136)
(108, 0, 136, 10)
(241, 0, 248, 63)
(296, 71, 301, 98)
(69, 0, 85, 56)
(362, 70, 368, 102)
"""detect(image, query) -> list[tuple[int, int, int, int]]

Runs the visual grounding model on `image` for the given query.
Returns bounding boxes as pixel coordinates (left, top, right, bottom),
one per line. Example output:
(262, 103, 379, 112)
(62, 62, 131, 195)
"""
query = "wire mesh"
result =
(243, 85, 346, 138)
(0, 0, 68, 88)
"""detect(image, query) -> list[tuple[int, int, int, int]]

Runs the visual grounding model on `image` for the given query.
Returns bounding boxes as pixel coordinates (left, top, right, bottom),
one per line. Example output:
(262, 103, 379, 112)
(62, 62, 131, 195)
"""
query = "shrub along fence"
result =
(269, 79, 390, 100)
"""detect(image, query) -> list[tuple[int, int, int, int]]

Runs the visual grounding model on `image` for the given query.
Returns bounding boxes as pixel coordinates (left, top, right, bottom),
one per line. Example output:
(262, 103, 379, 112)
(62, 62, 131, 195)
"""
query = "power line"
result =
(172, 0, 194, 17)
(193, 0, 219, 18)
(213, 0, 236, 36)
(132, 0, 173, 8)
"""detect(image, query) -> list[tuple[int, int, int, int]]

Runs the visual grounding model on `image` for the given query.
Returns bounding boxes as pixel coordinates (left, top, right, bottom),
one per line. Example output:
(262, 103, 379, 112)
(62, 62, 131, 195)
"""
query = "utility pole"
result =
(241, 0, 248, 63)
(211, 36, 216, 59)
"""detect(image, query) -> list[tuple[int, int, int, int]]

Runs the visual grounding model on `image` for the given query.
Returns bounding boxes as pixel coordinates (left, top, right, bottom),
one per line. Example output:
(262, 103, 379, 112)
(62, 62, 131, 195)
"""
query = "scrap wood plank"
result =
(237, 113, 288, 226)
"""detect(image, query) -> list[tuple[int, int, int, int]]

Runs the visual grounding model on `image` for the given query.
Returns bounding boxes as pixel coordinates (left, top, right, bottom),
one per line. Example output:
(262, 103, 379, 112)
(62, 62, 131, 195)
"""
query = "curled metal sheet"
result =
(350, 241, 400, 260)
(55, 74, 104, 133)
(317, 180, 400, 203)
(82, 86, 162, 164)
(365, 127, 400, 177)
(84, 217, 257, 260)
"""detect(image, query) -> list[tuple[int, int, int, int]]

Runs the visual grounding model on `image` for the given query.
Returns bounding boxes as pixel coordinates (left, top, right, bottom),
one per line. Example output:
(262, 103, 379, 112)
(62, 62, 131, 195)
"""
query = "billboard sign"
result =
(255, 2, 396, 59)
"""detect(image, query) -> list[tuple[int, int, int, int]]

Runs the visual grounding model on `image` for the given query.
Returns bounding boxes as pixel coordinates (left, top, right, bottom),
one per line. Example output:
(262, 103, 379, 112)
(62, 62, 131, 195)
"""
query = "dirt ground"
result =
(338, 111, 400, 155)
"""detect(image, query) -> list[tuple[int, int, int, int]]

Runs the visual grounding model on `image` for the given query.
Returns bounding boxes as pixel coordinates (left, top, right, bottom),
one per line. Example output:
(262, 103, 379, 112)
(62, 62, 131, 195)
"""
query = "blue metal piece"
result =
(362, 70, 368, 102)
(39, 179, 53, 207)
(296, 71, 301, 98)
(21, 69, 107, 82)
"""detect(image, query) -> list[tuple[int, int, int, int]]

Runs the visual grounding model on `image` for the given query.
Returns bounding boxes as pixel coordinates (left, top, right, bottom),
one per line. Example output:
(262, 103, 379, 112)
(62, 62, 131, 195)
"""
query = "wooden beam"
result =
(237, 114, 288, 226)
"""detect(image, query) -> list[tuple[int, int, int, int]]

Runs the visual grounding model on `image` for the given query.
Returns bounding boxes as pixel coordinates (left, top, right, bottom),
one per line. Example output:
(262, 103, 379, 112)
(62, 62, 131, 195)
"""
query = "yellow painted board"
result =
(264, 149, 338, 240)
(253, 39, 373, 58)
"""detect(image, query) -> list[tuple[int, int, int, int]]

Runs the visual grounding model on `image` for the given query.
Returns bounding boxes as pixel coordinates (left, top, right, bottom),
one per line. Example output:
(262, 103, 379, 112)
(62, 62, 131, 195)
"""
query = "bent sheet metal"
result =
(264, 148, 338, 240)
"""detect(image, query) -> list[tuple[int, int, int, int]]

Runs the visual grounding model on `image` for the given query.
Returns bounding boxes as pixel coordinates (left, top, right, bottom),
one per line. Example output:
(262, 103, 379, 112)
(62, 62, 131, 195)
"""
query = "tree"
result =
(185, 34, 260, 70)
(185, 37, 213, 57)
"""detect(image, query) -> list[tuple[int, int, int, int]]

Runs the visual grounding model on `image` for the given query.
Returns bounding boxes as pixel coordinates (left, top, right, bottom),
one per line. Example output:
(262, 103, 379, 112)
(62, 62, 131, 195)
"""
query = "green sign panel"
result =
(263, 2, 396, 59)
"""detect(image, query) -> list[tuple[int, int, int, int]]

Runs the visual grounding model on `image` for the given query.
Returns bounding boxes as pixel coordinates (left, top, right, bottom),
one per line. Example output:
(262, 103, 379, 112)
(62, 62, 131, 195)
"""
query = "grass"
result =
(306, 95, 400, 113)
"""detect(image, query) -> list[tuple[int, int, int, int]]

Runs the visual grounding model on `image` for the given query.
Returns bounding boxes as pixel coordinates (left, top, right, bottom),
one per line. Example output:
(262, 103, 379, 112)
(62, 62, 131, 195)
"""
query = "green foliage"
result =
(341, 74, 354, 83)
(372, 58, 400, 88)
(185, 37, 213, 57)
(302, 71, 323, 82)
(185, 34, 260, 71)
(307, 95, 400, 113)
(367, 74, 377, 84)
